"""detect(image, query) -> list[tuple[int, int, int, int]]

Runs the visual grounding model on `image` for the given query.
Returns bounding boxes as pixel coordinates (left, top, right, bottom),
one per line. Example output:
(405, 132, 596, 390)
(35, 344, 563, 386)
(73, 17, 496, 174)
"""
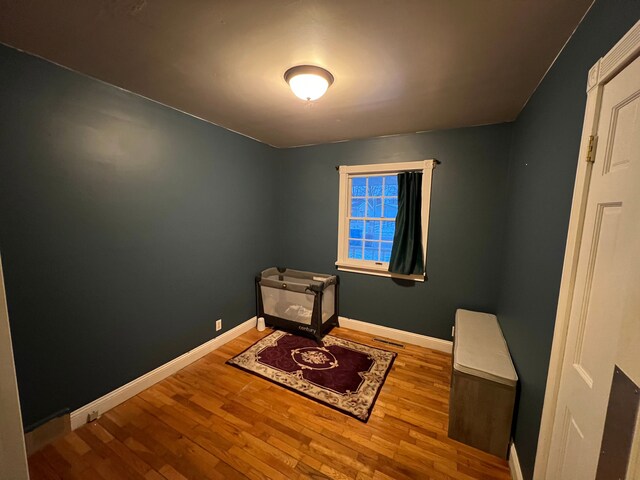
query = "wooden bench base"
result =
(448, 368, 516, 459)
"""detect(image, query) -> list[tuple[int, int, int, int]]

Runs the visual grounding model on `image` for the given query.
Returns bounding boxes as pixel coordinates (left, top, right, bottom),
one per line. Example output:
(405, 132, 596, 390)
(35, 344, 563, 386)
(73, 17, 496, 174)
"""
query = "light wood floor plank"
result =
(28, 327, 511, 479)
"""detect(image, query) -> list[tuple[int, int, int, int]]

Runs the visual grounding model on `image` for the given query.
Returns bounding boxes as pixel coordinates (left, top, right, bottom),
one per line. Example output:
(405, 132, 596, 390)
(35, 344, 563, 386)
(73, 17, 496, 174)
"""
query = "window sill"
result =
(335, 261, 425, 282)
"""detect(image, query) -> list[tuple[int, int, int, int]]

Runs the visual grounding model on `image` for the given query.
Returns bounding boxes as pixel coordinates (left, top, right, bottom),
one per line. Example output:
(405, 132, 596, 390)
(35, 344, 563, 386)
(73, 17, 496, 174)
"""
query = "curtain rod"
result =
(335, 160, 441, 171)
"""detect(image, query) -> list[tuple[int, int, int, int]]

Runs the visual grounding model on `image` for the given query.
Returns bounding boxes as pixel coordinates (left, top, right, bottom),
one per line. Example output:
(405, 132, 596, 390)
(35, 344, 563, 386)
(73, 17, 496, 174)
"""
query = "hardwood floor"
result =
(28, 327, 512, 479)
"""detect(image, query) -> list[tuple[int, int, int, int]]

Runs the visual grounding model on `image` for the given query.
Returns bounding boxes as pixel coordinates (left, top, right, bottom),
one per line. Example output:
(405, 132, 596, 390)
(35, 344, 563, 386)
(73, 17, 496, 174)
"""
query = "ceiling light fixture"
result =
(284, 65, 334, 101)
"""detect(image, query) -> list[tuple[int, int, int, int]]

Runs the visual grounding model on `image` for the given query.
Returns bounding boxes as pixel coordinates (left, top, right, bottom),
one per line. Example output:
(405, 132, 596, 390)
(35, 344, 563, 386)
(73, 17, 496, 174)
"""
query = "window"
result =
(336, 160, 436, 281)
(347, 175, 398, 263)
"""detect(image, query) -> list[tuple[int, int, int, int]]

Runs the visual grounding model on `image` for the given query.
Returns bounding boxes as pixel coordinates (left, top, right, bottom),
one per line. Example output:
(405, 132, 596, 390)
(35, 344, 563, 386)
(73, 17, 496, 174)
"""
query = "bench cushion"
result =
(453, 309, 518, 387)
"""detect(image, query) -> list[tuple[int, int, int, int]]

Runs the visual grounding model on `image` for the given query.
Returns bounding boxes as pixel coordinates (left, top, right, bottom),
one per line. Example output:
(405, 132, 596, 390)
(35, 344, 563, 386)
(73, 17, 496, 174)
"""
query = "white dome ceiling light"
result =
(284, 65, 334, 101)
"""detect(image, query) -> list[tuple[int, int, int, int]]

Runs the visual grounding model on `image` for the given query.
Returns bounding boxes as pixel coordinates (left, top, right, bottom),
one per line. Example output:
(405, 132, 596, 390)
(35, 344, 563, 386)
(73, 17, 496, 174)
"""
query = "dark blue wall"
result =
(497, 1, 640, 478)
(0, 44, 278, 429)
(276, 124, 512, 340)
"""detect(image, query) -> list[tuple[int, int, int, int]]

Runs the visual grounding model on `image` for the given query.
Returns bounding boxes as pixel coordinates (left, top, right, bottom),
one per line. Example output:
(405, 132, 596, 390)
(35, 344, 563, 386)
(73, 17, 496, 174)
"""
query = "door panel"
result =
(574, 203, 621, 381)
(558, 410, 585, 479)
(604, 91, 640, 173)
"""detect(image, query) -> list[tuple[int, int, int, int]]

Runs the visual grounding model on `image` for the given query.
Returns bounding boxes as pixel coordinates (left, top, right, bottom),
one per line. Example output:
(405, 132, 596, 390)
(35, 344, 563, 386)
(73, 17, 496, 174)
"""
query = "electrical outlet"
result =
(216, 319, 222, 331)
(87, 410, 99, 422)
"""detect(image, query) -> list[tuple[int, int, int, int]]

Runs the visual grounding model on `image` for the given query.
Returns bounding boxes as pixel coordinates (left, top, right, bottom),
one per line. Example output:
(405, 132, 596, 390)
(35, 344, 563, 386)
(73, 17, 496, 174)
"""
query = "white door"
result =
(547, 54, 640, 479)
(0, 256, 29, 479)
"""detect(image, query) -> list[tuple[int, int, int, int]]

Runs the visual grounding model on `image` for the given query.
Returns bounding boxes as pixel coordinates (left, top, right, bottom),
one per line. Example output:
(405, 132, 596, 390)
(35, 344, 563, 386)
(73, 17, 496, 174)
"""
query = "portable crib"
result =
(255, 267, 339, 342)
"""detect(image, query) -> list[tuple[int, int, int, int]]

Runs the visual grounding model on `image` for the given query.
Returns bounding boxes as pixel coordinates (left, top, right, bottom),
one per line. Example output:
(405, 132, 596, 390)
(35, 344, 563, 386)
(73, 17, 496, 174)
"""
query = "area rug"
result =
(226, 330, 396, 422)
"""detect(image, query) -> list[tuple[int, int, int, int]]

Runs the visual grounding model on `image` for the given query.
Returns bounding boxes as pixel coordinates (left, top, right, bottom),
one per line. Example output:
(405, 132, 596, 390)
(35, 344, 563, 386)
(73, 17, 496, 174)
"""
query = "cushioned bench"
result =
(448, 309, 518, 459)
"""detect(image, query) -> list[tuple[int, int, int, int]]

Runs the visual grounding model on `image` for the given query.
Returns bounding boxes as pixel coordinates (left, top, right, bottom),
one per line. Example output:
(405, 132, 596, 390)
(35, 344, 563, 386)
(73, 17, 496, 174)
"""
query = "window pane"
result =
(348, 240, 363, 259)
(368, 176, 383, 196)
(381, 220, 395, 241)
(383, 197, 398, 218)
(381, 242, 393, 262)
(383, 175, 398, 196)
(351, 198, 365, 217)
(365, 220, 381, 240)
(349, 220, 364, 239)
(351, 177, 366, 197)
(366, 198, 382, 217)
(364, 241, 380, 261)
(346, 172, 404, 266)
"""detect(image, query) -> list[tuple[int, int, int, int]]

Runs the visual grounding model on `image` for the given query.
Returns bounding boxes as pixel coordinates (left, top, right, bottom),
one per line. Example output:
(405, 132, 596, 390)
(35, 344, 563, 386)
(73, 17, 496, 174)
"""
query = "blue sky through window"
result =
(348, 175, 397, 262)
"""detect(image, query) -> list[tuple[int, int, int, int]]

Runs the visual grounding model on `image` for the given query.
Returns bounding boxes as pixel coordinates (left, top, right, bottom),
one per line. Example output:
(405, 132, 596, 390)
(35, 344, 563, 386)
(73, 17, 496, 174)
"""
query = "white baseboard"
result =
(338, 316, 452, 353)
(509, 442, 524, 480)
(70, 316, 256, 430)
(70, 315, 450, 430)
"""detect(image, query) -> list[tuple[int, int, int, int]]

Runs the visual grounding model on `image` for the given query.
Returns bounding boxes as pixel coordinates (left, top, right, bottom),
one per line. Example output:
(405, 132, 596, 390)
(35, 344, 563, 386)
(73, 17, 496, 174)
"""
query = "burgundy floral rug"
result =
(226, 330, 396, 422)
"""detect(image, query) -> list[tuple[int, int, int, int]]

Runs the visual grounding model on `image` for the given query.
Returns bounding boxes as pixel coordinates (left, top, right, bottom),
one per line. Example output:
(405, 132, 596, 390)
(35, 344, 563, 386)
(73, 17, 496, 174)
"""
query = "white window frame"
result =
(336, 159, 436, 281)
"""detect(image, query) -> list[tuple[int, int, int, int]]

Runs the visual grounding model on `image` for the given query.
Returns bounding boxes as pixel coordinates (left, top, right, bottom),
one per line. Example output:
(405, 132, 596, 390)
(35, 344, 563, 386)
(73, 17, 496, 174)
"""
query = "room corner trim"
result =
(70, 316, 257, 430)
(509, 442, 524, 480)
(338, 316, 452, 353)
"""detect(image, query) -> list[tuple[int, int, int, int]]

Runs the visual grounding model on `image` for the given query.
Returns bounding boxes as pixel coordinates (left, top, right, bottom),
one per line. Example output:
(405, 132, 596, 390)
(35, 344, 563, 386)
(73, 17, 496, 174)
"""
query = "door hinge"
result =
(586, 135, 598, 163)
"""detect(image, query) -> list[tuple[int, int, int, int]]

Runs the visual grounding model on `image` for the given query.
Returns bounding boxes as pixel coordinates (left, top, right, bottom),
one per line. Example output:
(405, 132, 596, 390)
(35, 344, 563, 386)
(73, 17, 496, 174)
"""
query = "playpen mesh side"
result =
(260, 286, 315, 324)
(322, 284, 335, 322)
(259, 284, 335, 325)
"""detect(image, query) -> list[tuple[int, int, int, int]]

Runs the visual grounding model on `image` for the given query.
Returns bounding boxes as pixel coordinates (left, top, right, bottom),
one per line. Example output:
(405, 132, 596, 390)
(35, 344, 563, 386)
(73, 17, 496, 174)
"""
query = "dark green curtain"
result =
(389, 171, 424, 275)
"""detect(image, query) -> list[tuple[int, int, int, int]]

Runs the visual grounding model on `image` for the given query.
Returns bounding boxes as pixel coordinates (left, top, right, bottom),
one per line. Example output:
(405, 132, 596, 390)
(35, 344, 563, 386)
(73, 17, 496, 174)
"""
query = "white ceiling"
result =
(0, 0, 592, 147)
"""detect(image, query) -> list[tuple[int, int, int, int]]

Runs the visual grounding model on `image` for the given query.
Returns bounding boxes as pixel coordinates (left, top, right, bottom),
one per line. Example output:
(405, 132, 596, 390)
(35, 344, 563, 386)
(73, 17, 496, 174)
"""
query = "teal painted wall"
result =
(276, 124, 512, 340)
(497, 1, 640, 478)
(0, 44, 278, 429)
